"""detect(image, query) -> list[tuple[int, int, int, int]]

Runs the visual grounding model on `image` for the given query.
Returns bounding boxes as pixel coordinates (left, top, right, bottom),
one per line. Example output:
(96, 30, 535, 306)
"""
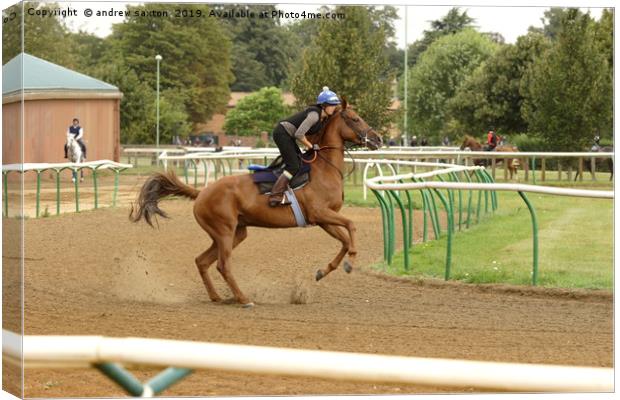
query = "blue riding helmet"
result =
(317, 86, 341, 105)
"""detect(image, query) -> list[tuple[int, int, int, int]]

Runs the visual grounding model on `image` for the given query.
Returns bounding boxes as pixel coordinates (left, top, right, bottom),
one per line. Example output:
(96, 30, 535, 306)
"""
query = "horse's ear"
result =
(341, 96, 348, 110)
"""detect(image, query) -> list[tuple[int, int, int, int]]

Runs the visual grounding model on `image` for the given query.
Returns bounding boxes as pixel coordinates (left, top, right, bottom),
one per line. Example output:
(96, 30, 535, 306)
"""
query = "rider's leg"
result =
(64, 144, 68, 159)
(270, 126, 300, 206)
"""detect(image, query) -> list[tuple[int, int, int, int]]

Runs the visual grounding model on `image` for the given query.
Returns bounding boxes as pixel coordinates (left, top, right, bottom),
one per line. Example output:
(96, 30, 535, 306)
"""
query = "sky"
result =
(58, 1, 608, 48)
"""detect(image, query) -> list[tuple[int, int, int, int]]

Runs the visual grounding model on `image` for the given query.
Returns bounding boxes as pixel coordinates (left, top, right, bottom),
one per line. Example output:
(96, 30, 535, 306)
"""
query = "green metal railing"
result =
(3, 162, 131, 218)
(94, 363, 192, 397)
(369, 168, 509, 282)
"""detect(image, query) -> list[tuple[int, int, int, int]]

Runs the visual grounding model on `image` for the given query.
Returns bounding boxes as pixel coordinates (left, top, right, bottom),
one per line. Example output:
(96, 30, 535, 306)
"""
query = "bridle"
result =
(302, 107, 378, 179)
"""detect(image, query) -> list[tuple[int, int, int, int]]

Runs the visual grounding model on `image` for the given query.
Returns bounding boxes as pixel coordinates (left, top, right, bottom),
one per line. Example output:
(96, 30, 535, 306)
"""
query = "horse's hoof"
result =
(343, 260, 353, 274)
(241, 302, 255, 308)
(315, 270, 324, 281)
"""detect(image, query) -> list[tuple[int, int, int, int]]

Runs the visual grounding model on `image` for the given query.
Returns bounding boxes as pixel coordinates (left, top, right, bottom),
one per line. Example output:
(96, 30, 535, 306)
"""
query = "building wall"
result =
(2, 97, 120, 165)
(2, 101, 21, 165)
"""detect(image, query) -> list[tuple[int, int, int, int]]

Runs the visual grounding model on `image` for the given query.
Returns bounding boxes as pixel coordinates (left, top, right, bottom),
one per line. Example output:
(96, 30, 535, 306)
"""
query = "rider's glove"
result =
(312, 144, 320, 151)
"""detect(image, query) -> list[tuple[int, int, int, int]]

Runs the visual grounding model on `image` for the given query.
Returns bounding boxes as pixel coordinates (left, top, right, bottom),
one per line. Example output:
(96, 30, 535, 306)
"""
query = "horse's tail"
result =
(129, 171, 200, 227)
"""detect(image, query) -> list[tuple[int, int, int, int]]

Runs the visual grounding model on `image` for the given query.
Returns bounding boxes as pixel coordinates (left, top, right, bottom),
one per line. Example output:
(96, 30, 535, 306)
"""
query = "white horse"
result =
(66, 135, 84, 182)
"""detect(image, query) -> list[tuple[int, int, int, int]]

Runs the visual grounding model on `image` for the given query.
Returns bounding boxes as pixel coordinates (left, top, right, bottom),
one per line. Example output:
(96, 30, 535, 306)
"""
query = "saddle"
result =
(248, 152, 313, 194)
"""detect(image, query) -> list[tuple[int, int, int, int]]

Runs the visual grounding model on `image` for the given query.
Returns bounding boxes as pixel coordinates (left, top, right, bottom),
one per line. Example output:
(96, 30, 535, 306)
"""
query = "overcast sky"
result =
(61, 1, 608, 47)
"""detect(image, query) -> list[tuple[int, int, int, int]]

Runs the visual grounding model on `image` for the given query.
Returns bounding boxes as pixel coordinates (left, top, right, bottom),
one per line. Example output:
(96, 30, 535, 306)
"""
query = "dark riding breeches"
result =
(272, 125, 301, 176)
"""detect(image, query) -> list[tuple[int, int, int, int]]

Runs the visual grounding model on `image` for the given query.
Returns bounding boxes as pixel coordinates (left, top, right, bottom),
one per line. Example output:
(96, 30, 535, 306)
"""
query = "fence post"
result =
(56, 169, 61, 215)
(432, 188, 453, 280)
(388, 190, 410, 271)
(541, 158, 546, 182)
(3, 171, 9, 217)
(94, 363, 144, 396)
(93, 167, 99, 209)
(35, 171, 41, 218)
(74, 168, 80, 212)
(517, 191, 539, 286)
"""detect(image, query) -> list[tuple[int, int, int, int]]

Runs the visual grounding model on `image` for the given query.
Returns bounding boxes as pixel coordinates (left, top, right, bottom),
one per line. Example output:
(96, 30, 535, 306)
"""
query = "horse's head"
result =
(335, 98, 382, 150)
(460, 135, 478, 150)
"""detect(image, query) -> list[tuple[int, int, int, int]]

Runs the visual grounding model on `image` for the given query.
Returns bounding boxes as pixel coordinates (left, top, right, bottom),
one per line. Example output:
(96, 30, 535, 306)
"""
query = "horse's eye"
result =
(353, 118, 360, 122)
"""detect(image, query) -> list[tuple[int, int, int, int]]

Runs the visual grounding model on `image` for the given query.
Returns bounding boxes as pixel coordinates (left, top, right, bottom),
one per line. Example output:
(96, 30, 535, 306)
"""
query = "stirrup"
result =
(269, 193, 291, 207)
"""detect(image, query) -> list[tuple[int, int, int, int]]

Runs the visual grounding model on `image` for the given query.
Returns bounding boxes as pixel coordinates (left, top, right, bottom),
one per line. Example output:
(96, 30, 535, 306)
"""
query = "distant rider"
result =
(64, 117, 87, 160)
(485, 128, 498, 151)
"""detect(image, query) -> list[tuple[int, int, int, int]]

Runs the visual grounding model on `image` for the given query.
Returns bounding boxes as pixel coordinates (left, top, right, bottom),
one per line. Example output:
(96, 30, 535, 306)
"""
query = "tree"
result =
(3, 2, 77, 68)
(447, 31, 547, 136)
(540, 7, 585, 39)
(223, 87, 289, 136)
(108, 3, 233, 125)
(216, 4, 297, 91)
(406, 29, 498, 141)
(69, 30, 111, 73)
(289, 6, 394, 132)
(407, 7, 475, 67)
(521, 9, 612, 151)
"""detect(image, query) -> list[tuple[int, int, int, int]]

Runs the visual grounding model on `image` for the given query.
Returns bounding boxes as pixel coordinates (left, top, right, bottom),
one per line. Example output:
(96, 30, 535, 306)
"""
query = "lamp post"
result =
(155, 54, 162, 150)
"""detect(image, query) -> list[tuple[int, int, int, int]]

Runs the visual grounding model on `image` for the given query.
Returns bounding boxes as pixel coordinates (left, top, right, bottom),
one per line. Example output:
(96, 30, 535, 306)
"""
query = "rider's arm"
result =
(76, 128, 84, 140)
(294, 111, 319, 149)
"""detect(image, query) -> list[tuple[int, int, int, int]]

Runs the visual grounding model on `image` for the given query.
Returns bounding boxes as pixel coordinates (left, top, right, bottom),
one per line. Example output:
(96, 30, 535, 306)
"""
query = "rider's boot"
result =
(269, 172, 292, 207)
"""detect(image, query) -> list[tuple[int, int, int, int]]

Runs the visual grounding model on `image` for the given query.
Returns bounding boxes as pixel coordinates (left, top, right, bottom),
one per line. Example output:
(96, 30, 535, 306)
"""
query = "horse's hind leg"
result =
(195, 243, 222, 302)
(315, 224, 350, 281)
(214, 225, 252, 306)
(196, 225, 248, 303)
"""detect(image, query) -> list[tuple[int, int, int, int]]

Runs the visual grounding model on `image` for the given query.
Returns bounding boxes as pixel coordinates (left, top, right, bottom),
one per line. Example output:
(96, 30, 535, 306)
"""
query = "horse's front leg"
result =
(312, 210, 358, 273)
(315, 224, 350, 281)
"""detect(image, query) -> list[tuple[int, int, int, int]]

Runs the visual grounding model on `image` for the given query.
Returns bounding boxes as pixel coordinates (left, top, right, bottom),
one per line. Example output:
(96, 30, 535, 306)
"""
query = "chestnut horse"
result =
(130, 99, 382, 307)
(460, 135, 528, 180)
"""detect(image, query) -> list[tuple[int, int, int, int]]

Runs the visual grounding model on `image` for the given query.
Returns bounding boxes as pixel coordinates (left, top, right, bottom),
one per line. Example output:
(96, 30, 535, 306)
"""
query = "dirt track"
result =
(8, 200, 613, 397)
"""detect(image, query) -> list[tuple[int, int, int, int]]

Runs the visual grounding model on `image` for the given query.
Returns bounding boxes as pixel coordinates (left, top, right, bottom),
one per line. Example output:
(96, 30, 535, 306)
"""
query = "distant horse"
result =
(130, 98, 383, 307)
(460, 135, 528, 180)
(66, 135, 84, 182)
(574, 141, 614, 181)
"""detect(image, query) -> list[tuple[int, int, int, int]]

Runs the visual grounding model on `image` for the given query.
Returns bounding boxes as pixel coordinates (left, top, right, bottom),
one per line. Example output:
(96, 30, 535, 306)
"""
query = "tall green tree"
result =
(108, 3, 233, 125)
(407, 7, 475, 67)
(3, 2, 77, 67)
(289, 6, 394, 132)
(406, 29, 498, 141)
(223, 87, 289, 136)
(216, 4, 297, 91)
(521, 9, 612, 151)
(447, 31, 547, 137)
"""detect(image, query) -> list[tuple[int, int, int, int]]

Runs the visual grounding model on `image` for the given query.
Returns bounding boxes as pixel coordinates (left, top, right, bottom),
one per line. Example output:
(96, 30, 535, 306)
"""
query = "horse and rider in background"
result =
(460, 131, 528, 180)
(574, 135, 614, 181)
(64, 118, 87, 182)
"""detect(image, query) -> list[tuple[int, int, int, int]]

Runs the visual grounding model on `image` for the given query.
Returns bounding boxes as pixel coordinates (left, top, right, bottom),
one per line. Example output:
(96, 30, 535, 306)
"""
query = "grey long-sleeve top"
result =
(280, 111, 320, 140)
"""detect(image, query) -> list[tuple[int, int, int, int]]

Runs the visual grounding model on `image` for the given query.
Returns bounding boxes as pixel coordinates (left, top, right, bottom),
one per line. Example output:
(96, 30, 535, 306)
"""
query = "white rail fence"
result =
(2, 330, 613, 395)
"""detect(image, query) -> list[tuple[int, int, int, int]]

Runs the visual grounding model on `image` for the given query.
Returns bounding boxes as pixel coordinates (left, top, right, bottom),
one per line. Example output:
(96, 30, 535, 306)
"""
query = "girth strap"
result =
(284, 189, 308, 227)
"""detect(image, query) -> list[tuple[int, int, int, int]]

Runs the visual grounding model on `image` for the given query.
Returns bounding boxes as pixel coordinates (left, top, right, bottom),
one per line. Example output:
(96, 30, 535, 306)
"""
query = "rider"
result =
(268, 86, 340, 207)
(485, 128, 498, 151)
(591, 135, 601, 151)
(64, 117, 87, 160)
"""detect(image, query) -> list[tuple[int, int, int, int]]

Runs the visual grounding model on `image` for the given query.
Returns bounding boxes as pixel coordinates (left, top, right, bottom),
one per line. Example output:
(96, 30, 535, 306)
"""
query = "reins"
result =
(300, 108, 371, 180)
